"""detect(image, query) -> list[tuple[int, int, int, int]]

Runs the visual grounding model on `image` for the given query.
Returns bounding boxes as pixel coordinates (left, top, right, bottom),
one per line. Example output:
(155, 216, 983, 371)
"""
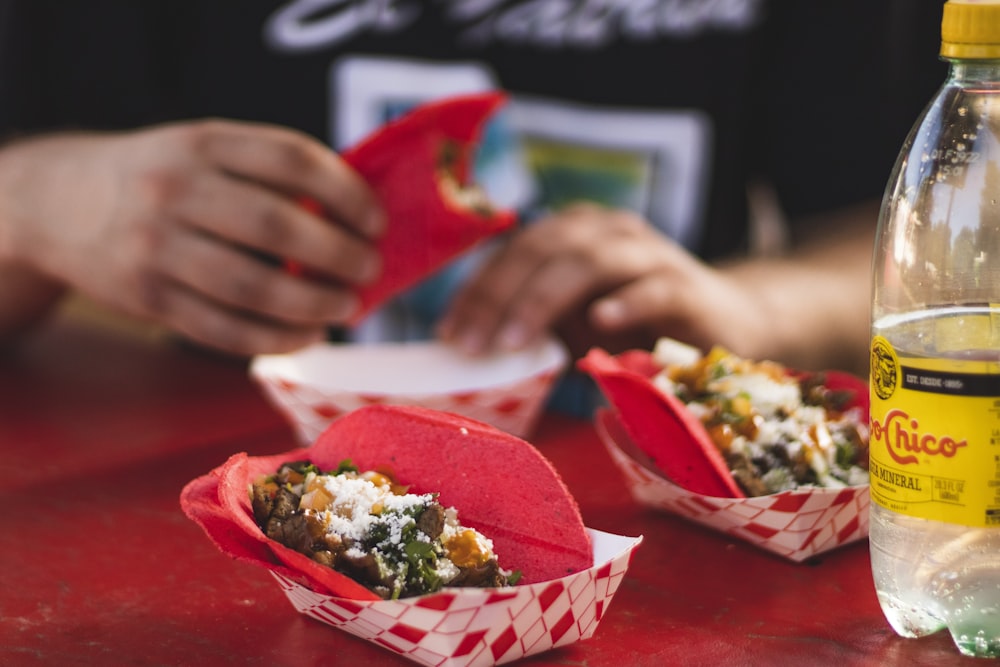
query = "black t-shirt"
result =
(0, 0, 946, 261)
(0, 0, 947, 414)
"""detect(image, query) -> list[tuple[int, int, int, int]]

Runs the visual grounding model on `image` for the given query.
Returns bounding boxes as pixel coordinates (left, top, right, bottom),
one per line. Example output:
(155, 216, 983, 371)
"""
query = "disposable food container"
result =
(596, 408, 868, 562)
(181, 404, 641, 666)
(580, 344, 871, 562)
(250, 337, 568, 443)
(270, 528, 641, 666)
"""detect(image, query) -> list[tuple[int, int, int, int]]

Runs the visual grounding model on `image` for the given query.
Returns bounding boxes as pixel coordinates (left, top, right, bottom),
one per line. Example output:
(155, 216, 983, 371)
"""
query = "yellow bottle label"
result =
(870, 335, 1000, 527)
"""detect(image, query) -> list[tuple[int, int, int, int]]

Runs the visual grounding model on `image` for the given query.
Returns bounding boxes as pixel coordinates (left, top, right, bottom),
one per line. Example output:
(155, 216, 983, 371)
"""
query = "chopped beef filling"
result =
(251, 460, 515, 599)
(651, 338, 870, 496)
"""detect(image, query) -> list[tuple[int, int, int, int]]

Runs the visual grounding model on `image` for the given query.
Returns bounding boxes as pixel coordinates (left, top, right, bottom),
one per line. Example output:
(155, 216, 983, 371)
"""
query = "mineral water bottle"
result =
(869, 1, 1000, 658)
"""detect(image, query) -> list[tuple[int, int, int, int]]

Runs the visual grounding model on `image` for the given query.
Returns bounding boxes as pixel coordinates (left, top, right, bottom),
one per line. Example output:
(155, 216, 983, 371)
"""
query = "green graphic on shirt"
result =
(522, 137, 651, 213)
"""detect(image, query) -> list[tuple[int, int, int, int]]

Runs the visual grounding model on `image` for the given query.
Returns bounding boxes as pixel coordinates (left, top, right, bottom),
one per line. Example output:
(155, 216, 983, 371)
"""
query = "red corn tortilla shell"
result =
(181, 404, 592, 601)
(579, 347, 744, 498)
(579, 347, 869, 499)
(292, 92, 517, 325)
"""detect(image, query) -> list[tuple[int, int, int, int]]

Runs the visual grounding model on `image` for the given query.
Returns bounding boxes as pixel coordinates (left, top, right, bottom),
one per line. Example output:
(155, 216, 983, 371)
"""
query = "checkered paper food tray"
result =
(251, 339, 568, 444)
(595, 409, 868, 562)
(269, 528, 642, 666)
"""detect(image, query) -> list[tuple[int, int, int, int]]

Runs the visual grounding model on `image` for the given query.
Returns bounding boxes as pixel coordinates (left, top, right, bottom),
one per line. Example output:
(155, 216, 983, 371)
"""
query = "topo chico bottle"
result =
(869, 0, 1000, 658)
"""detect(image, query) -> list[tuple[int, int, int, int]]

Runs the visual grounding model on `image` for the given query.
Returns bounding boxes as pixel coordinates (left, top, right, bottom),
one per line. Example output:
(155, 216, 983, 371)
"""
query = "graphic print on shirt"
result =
(327, 55, 711, 342)
(264, 0, 764, 52)
(261, 2, 750, 341)
(506, 97, 710, 248)
(329, 56, 526, 342)
(332, 56, 710, 247)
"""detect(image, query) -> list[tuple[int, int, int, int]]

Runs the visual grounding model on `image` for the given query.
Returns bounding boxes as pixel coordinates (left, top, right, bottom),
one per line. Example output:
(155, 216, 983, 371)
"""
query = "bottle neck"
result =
(947, 58, 1000, 85)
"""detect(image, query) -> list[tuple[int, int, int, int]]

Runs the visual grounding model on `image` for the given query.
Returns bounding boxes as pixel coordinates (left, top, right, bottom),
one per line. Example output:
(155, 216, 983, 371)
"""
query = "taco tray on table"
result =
(182, 404, 642, 666)
(580, 337, 870, 563)
(7, 315, 971, 666)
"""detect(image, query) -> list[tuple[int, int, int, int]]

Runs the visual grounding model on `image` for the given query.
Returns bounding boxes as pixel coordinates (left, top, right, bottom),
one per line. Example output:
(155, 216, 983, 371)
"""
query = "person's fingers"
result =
(491, 230, 668, 350)
(589, 275, 681, 332)
(168, 170, 381, 286)
(438, 241, 550, 353)
(153, 227, 361, 326)
(489, 253, 603, 351)
(440, 204, 648, 353)
(185, 120, 386, 239)
(588, 265, 768, 359)
(144, 279, 328, 356)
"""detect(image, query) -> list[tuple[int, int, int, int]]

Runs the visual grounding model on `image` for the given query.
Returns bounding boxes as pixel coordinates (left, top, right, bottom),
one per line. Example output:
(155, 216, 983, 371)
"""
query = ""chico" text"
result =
(870, 408, 967, 465)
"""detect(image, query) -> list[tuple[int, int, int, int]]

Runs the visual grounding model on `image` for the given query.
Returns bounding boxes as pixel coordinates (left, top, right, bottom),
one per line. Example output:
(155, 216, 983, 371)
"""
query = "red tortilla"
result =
(180, 404, 592, 601)
(291, 92, 517, 325)
(579, 348, 744, 498)
(579, 347, 869, 499)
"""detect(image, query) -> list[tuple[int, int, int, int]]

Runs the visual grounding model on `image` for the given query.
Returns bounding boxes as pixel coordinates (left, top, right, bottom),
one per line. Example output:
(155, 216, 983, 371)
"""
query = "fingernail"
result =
(436, 315, 454, 340)
(362, 209, 386, 238)
(593, 298, 626, 326)
(333, 293, 361, 323)
(498, 321, 529, 351)
(358, 254, 382, 284)
(459, 330, 487, 355)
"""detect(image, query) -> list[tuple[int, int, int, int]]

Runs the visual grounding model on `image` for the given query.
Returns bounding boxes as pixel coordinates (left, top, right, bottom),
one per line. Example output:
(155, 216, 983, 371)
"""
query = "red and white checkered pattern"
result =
(255, 370, 560, 445)
(595, 413, 868, 563)
(250, 340, 567, 444)
(269, 529, 642, 666)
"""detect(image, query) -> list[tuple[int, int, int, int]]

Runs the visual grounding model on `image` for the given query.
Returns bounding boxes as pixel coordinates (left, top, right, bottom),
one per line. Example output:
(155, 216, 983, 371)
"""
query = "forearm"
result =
(716, 201, 877, 375)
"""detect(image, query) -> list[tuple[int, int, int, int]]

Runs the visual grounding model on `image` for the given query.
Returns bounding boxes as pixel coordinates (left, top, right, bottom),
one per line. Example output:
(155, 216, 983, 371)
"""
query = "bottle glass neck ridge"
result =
(945, 59, 1000, 87)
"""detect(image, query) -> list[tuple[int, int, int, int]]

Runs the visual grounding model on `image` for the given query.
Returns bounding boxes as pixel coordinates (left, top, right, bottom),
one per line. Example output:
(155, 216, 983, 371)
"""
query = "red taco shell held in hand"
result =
(291, 92, 517, 325)
(180, 404, 592, 601)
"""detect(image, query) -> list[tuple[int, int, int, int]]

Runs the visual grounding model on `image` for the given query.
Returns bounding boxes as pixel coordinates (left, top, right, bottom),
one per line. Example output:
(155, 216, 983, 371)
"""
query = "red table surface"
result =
(0, 318, 980, 667)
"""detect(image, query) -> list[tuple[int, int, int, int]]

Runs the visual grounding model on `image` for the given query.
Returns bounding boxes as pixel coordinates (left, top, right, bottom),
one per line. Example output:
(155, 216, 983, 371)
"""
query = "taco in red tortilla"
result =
(579, 338, 869, 499)
(290, 92, 517, 324)
(180, 404, 592, 601)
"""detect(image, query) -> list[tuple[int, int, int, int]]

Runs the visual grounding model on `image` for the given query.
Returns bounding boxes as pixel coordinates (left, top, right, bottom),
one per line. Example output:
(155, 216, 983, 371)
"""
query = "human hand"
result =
(437, 203, 771, 361)
(0, 119, 385, 355)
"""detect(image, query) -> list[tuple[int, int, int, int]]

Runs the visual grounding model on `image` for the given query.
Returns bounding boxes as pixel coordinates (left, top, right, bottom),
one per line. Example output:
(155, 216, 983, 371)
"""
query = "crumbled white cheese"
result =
(652, 337, 702, 367)
(708, 372, 800, 417)
(308, 474, 431, 542)
(652, 373, 677, 398)
(649, 337, 868, 494)
(435, 558, 461, 583)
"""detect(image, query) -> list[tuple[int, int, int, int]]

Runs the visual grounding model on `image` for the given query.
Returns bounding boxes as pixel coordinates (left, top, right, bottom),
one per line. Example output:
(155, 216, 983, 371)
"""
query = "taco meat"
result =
(251, 459, 514, 599)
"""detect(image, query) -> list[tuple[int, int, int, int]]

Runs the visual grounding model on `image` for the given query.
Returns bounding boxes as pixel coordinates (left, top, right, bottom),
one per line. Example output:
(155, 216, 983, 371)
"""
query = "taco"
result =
(580, 338, 869, 498)
(289, 92, 517, 324)
(250, 458, 515, 600)
(181, 404, 592, 601)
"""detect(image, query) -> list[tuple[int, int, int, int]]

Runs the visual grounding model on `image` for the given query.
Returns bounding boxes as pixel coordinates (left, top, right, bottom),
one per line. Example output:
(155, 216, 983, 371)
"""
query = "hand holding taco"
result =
(289, 92, 517, 324)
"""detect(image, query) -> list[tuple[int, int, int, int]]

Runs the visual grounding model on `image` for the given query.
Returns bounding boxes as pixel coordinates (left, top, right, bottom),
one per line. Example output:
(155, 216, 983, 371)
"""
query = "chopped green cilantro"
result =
(333, 459, 359, 475)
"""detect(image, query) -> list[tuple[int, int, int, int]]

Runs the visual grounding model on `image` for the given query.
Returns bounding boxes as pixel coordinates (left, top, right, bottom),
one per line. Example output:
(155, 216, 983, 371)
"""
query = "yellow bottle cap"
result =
(941, 0, 1000, 59)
